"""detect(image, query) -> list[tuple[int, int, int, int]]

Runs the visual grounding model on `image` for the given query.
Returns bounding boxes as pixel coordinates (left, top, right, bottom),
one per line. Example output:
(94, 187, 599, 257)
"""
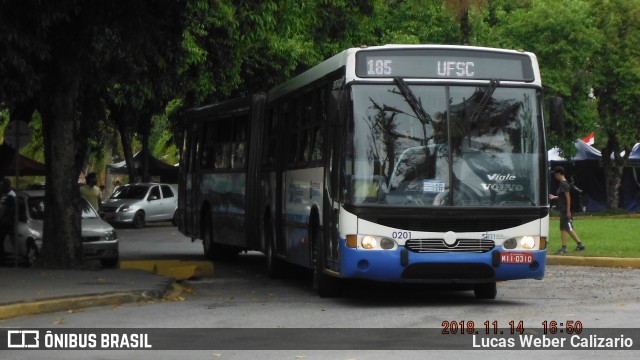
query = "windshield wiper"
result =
(393, 77, 433, 127)
(469, 79, 500, 124)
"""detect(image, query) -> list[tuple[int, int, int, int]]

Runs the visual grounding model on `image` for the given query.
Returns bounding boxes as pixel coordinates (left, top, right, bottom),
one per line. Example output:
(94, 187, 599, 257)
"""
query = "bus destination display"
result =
(356, 48, 534, 81)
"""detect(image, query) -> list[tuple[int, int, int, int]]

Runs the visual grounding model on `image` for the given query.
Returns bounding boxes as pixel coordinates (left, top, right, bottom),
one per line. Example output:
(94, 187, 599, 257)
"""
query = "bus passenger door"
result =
(323, 87, 345, 272)
(184, 125, 200, 237)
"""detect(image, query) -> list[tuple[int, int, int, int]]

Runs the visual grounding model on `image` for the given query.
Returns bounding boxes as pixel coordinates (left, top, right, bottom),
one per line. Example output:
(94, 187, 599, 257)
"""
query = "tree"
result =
(588, 0, 640, 209)
(443, 0, 488, 45)
(464, 0, 600, 162)
(371, 0, 459, 45)
(0, 0, 187, 268)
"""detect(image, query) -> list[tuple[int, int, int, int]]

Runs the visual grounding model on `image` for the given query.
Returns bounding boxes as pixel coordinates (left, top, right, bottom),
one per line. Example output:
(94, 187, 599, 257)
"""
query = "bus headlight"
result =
(502, 236, 543, 250)
(362, 236, 377, 249)
(520, 236, 535, 250)
(349, 235, 397, 250)
(380, 238, 395, 249)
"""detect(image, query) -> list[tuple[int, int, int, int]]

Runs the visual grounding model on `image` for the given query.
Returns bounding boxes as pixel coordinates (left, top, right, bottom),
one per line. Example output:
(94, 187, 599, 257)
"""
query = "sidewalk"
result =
(0, 259, 215, 321)
(0, 256, 639, 321)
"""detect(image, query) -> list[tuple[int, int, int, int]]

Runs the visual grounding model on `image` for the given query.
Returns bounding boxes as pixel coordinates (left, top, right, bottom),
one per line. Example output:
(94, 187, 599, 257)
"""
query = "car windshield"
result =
(110, 185, 149, 200)
(28, 197, 98, 219)
(346, 84, 543, 207)
(81, 199, 99, 218)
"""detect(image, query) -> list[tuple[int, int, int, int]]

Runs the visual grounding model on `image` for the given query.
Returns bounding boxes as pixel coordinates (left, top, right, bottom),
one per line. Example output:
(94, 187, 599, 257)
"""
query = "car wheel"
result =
(133, 211, 145, 228)
(101, 258, 119, 268)
(26, 241, 39, 267)
(171, 211, 178, 226)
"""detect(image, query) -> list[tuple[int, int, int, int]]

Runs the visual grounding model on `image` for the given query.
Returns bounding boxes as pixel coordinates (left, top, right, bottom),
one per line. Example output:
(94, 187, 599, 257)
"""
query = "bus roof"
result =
(267, 44, 541, 102)
(182, 94, 266, 123)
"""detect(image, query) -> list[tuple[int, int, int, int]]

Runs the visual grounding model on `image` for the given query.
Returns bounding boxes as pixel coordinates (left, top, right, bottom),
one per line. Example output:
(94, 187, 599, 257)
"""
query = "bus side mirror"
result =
(549, 96, 565, 133)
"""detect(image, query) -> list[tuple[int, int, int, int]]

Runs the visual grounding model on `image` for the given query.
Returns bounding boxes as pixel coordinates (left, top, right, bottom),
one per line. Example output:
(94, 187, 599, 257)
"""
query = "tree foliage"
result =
(588, 0, 640, 208)
(2, 0, 640, 268)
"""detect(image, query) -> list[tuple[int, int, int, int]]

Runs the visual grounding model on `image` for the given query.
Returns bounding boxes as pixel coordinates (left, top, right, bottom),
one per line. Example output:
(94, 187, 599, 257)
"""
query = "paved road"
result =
(2, 224, 639, 359)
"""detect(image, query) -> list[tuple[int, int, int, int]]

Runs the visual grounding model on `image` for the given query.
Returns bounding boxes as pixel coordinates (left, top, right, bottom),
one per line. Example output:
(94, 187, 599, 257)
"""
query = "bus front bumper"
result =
(339, 245, 546, 283)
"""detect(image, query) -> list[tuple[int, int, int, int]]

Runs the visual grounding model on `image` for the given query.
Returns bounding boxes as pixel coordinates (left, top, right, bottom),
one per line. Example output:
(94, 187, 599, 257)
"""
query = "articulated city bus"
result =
(179, 45, 555, 299)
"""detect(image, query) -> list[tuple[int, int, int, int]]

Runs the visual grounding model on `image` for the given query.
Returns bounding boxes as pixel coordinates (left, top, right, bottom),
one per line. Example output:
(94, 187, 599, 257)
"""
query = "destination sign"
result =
(355, 48, 534, 81)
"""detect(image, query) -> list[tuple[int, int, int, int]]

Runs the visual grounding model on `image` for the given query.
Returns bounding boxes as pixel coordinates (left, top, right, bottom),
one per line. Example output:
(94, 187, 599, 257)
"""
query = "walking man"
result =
(549, 166, 585, 255)
(80, 172, 102, 212)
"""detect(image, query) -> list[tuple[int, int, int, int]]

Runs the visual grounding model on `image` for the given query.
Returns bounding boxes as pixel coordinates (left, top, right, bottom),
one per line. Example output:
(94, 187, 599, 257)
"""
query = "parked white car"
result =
(2, 190, 119, 267)
(101, 183, 178, 228)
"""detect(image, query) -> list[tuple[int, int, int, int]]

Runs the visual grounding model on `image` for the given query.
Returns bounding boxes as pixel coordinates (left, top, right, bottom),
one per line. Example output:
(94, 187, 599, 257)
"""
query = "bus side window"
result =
(201, 121, 216, 169)
(264, 108, 278, 169)
(310, 125, 323, 162)
(232, 115, 247, 169)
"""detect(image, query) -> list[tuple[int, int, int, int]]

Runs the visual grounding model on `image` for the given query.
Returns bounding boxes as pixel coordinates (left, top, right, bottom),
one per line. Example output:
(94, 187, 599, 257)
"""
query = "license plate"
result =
(500, 252, 533, 264)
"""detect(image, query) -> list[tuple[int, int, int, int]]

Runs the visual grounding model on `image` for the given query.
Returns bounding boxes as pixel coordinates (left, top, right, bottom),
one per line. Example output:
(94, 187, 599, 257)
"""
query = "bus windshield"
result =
(346, 83, 542, 207)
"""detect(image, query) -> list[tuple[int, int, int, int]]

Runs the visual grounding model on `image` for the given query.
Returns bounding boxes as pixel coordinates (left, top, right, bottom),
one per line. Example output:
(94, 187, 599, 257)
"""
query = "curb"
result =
(0, 260, 212, 321)
(547, 255, 640, 269)
(0, 289, 168, 321)
(119, 260, 214, 280)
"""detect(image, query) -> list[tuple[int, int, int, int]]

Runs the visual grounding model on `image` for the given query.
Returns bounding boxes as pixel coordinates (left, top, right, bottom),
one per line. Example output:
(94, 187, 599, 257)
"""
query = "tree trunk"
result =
(139, 113, 152, 183)
(37, 60, 83, 268)
(113, 108, 137, 184)
(601, 136, 626, 210)
(603, 160, 623, 210)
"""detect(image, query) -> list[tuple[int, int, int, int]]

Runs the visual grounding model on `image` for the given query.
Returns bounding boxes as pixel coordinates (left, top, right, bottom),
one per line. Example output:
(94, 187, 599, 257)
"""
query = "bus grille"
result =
(405, 239, 495, 253)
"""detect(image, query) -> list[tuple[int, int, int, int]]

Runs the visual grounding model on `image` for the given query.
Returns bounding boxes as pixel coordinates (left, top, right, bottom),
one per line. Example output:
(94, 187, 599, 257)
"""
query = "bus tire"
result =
(474, 282, 497, 299)
(265, 216, 285, 278)
(216, 245, 239, 261)
(311, 218, 341, 298)
(202, 212, 214, 260)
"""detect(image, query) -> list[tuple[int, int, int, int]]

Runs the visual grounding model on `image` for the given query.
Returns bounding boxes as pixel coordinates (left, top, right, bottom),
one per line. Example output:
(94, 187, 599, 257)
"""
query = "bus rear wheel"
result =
(202, 214, 214, 260)
(474, 282, 497, 299)
(265, 217, 285, 278)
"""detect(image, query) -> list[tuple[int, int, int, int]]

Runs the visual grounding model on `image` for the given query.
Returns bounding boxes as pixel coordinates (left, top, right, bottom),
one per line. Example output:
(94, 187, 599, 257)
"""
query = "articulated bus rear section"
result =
(177, 95, 266, 260)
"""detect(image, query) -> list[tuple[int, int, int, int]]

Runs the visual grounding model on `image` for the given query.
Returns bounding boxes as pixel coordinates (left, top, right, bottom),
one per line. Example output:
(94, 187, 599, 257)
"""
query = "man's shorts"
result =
(559, 214, 574, 231)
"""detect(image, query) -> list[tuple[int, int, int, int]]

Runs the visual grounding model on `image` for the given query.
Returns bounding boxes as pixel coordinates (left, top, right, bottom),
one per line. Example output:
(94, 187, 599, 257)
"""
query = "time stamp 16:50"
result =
(441, 320, 583, 335)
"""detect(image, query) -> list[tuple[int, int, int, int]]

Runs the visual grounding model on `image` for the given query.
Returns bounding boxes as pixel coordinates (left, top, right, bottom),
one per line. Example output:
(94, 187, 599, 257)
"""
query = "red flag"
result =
(582, 132, 595, 145)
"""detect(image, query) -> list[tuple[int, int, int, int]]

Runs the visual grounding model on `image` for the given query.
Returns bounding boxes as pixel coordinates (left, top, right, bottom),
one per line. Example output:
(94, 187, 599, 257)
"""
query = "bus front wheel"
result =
(474, 282, 497, 299)
(311, 222, 341, 298)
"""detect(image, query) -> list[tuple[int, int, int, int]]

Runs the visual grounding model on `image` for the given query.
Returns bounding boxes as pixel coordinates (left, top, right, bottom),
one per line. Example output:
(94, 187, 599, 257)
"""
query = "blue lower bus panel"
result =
(340, 243, 546, 283)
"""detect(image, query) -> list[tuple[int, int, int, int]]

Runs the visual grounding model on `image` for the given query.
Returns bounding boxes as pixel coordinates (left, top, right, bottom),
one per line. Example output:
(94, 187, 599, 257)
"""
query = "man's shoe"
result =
(554, 248, 567, 255)
(576, 244, 586, 251)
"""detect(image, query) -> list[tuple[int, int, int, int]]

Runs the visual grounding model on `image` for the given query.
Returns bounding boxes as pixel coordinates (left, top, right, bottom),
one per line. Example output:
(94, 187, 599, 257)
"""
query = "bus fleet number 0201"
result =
(392, 231, 411, 240)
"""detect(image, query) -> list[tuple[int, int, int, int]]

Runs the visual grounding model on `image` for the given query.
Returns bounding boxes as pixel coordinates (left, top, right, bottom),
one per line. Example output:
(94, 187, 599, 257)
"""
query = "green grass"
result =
(548, 215, 640, 258)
